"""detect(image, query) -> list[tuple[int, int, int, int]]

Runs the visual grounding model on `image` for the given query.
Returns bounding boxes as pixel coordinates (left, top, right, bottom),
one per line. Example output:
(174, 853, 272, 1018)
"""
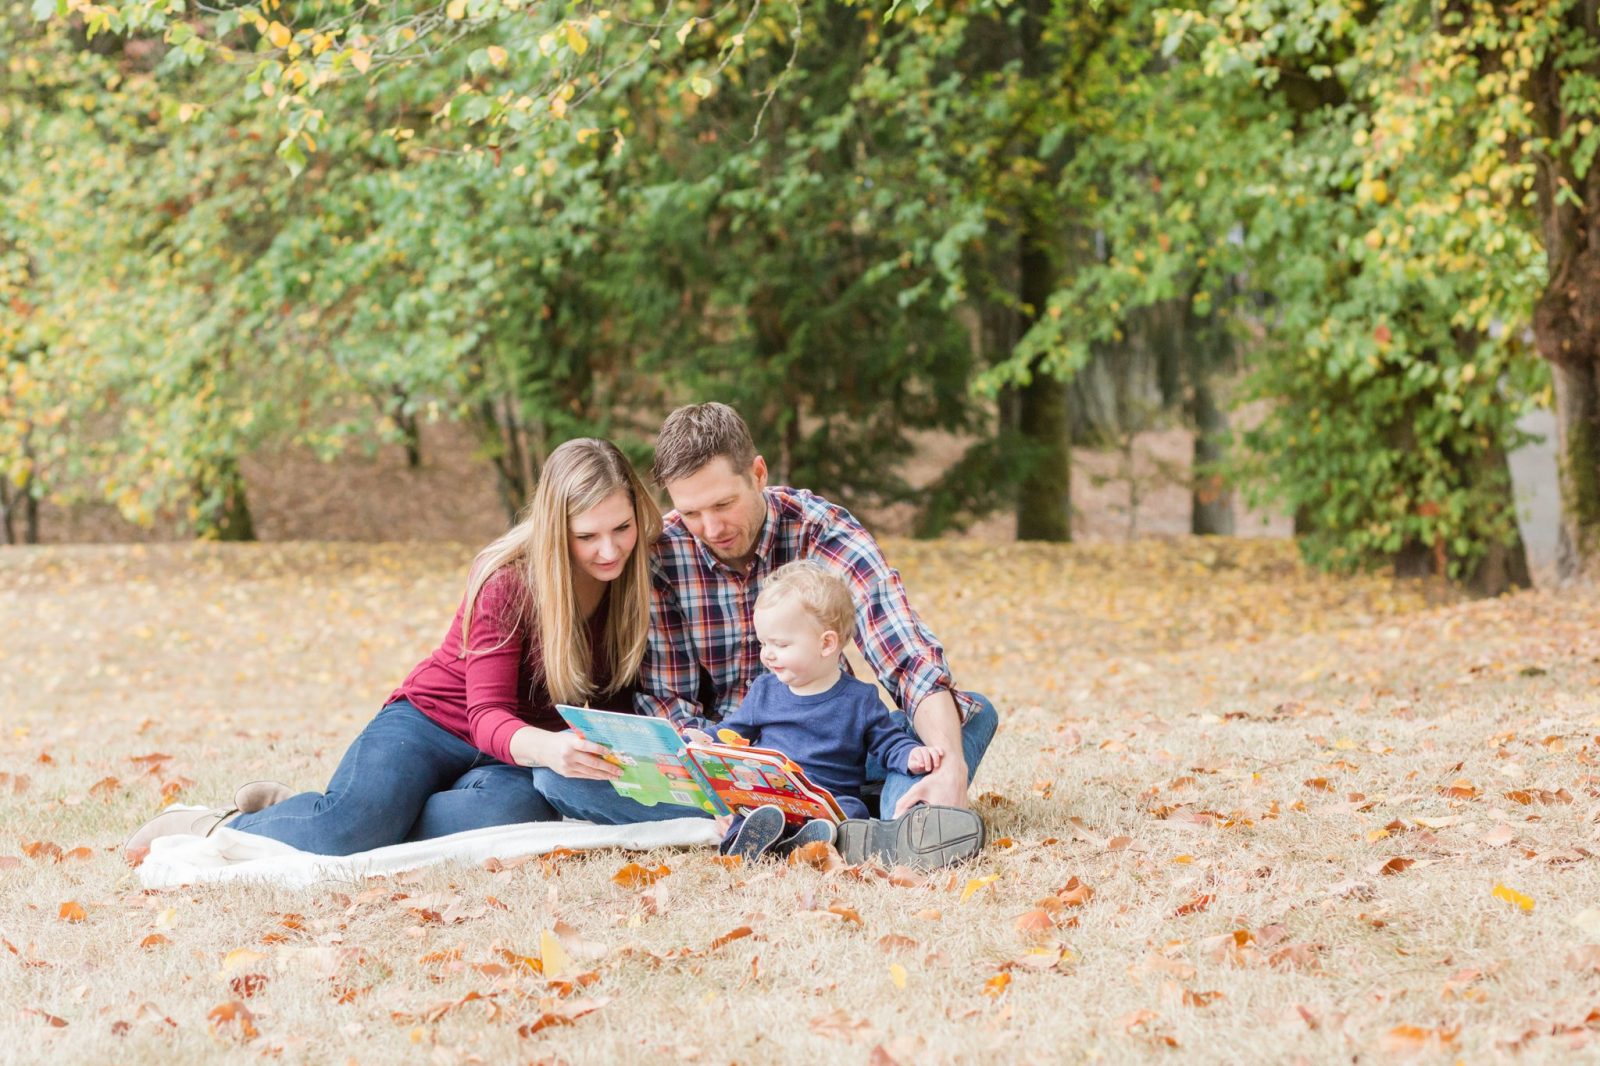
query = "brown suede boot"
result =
(124, 806, 237, 865)
(233, 780, 294, 813)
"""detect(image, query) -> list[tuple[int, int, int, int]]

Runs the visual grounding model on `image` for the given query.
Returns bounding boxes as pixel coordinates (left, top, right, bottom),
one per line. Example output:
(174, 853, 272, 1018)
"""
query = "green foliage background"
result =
(8, 0, 1597, 589)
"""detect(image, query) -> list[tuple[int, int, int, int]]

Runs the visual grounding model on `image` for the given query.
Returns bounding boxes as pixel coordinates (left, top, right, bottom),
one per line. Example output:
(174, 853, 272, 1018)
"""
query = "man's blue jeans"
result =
(532, 693, 1000, 824)
(870, 692, 999, 817)
(230, 700, 557, 855)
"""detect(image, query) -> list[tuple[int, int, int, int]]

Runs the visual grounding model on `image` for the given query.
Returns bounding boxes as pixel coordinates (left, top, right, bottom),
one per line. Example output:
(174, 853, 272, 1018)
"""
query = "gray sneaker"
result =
(774, 818, 837, 857)
(835, 805, 985, 869)
(728, 805, 787, 861)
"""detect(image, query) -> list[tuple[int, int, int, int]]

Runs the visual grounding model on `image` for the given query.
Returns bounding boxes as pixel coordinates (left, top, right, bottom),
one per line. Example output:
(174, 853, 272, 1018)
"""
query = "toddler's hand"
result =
(906, 745, 944, 775)
(713, 814, 735, 836)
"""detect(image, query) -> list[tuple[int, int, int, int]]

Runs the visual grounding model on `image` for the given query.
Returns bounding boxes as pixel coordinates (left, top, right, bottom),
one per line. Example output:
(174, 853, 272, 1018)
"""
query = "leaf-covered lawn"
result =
(3, 540, 1599, 1063)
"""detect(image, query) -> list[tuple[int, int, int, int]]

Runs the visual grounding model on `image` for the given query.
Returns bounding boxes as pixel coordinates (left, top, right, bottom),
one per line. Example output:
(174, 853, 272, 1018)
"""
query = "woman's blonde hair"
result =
(460, 438, 662, 706)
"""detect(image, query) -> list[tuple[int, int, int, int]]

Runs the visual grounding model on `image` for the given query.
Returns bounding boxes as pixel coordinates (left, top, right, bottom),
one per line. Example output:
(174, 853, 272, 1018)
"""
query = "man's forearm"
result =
(912, 689, 966, 777)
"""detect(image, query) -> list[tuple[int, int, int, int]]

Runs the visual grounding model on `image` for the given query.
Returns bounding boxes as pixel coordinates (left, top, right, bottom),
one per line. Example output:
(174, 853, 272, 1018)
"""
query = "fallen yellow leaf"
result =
(1492, 883, 1534, 912)
(540, 928, 573, 978)
(960, 874, 999, 904)
(221, 948, 269, 973)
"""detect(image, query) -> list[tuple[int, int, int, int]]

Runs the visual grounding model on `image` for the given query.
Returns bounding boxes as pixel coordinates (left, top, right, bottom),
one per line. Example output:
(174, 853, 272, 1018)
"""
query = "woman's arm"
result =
(506, 726, 621, 779)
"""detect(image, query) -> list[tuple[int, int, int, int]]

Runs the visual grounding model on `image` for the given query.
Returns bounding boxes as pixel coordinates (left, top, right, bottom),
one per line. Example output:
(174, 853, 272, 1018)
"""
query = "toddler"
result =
(710, 559, 942, 860)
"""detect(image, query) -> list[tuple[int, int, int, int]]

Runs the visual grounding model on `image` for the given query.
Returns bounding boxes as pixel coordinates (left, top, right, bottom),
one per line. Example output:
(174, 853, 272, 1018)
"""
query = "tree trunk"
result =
(1528, 14, 1600, 580)
(1551, 360, 1600, 578)
(1190, 374, 1235, 536)
(1463, 439, 1533, 596)
(477, 396, 531, 524)
(22, 479, 38, 543)
(1015, 370, 1072, 540)
(397, 408, 422, 469)
(1014, 215, 1072, 540)
(196, 456, 256, 541)
(1011, 0, 1071, 542)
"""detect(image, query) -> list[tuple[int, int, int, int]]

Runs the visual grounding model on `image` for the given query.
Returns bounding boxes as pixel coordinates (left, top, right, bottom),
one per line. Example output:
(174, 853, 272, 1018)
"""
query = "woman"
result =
(124, 438, 659, 860)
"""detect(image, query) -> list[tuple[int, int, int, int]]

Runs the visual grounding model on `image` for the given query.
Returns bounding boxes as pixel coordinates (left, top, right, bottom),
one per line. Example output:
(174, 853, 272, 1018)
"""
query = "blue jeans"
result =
(531, 767, 717, 825)
(868, 692, 999, 817)
(533, 692, 1000, 825)
(230, 700, 557, 855)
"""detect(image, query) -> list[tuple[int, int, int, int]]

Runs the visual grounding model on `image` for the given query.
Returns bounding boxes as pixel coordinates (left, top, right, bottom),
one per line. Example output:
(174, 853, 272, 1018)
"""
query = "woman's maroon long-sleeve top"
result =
(388, 567, 633, 765)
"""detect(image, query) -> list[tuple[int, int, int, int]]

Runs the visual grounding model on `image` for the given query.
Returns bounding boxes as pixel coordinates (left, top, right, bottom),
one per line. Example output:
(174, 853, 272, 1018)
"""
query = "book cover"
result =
(556, 706, 845, 825)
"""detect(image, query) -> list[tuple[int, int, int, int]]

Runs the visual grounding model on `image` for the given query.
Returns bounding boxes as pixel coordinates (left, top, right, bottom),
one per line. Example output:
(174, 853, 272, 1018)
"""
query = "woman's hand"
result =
(510, 727, 623, 780)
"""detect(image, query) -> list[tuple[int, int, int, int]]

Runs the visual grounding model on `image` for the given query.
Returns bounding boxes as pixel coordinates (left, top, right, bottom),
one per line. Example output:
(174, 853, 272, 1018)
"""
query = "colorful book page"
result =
(688, 747, 843, 824)
(556, 706, 723, 816)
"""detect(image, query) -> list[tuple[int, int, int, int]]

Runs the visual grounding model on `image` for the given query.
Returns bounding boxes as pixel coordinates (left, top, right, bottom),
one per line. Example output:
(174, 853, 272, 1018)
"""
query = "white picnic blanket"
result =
(137, 810, 721, 889)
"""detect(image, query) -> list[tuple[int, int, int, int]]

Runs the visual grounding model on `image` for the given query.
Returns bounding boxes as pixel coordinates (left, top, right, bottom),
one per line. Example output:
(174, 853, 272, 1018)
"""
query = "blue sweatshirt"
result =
(719, 672, 925, 819)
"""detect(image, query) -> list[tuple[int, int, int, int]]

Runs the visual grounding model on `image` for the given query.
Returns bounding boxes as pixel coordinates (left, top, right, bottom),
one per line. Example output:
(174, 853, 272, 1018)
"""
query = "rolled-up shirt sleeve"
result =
(810, 513, 978, 724)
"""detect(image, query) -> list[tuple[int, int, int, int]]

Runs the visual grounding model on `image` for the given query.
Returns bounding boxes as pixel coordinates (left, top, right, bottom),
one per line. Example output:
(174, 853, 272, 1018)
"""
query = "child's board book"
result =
(556, 706, 847, 825)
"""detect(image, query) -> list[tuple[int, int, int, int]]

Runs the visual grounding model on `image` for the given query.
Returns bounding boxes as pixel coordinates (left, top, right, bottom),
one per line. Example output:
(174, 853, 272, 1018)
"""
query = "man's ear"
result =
(750, 455, 769, 490)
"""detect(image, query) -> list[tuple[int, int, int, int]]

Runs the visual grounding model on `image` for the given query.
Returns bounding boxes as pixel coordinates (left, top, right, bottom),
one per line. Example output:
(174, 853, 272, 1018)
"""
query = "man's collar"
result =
(750, 488, 780, 565)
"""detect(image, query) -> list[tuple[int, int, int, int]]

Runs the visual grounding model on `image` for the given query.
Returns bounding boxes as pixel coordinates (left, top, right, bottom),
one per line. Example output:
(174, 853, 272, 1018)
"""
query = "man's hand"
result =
(893, 689, 968, 815)
(905, 745, 944, 775)
(511, 727, 623, 780)
(893, 758, 969, 816)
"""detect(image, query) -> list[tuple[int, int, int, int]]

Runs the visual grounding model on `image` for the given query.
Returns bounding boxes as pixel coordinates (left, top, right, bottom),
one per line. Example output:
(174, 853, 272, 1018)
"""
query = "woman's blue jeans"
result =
(532, 693, 1000, 825)
(230, 700, 556, 855)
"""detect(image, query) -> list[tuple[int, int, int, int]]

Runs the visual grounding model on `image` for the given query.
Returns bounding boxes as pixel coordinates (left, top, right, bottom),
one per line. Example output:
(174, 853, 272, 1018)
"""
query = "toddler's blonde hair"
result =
(756, 560, 856, 642)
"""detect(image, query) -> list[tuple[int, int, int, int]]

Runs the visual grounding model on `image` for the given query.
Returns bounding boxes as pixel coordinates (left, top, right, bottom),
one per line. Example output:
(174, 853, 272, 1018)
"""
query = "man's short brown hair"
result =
(653, 402, 758, 486)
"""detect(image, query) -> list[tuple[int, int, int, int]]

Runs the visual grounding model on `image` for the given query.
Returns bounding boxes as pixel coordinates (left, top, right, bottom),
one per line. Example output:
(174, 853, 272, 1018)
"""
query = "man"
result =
(639, 403, 998, 866)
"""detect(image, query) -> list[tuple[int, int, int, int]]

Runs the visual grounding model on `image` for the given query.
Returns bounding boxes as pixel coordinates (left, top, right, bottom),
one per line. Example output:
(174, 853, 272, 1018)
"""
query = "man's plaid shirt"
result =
(635, 485, 978, 730)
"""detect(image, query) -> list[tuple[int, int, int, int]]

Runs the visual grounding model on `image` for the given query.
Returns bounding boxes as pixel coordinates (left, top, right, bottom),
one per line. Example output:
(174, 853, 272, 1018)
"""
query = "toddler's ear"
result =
(819, 629, 842, 655)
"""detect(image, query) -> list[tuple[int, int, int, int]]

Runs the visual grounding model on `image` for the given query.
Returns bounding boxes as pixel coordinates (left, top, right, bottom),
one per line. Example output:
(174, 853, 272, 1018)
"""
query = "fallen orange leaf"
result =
(1381, 1025, 1456, 1053)
(709, 926, 753, 952)
(611, 862, 670, 890)
(207, 1000, 259, 1039)
(1014, 909, 1055, 936)
(1058, 876, 1094, 907)
(22, 1008, 67, 1028)
(1182, 989, 1226, 1007)
(58, 901, 86, 923)
(516, 995, 610, 1036)
(788, 841, 842, 871)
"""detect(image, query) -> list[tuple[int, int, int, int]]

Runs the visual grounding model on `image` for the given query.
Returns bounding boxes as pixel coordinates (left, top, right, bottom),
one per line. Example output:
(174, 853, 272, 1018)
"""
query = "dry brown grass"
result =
(3, 539, 1599, 1064)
